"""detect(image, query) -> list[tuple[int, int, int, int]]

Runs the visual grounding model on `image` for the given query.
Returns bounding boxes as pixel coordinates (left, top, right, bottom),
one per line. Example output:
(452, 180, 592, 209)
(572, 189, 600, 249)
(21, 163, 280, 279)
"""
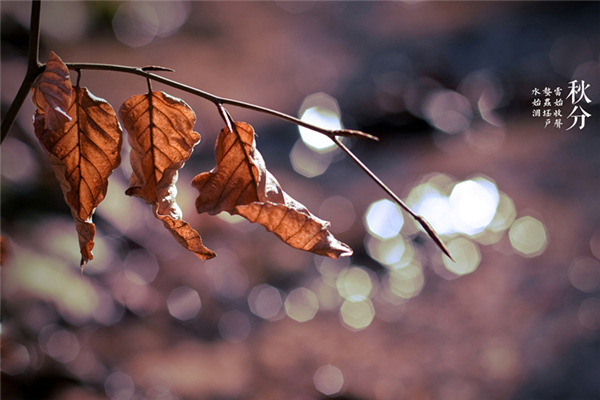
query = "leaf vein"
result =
(214, 157, 246, 207)
(285, 218, 310, 242)
(273, 207, 290, 235)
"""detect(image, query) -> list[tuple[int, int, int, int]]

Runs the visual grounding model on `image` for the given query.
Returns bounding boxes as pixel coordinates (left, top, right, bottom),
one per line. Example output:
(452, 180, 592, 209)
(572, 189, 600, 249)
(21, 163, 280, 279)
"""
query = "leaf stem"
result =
(65, 62, 378, 142)
(1, 0, 43, 143)
(332, 136, 454, 261)
(216, 103, 235, 134)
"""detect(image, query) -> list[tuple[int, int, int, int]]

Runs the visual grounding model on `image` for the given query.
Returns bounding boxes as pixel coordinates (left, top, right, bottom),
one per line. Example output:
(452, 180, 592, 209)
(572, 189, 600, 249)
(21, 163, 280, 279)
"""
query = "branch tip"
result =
(141, 65, 175, 72)
(334, 129, 379, 141)
(415, 215, 454, 262)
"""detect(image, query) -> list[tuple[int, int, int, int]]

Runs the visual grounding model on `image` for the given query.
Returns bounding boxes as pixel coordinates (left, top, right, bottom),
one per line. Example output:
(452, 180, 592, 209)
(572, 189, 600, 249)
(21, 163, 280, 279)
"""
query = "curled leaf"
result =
(236, 200, 352, 259)
(193, 121, 265, 214)
(120, 91, 215, 260)
(32, 51, 73, 131)
(33, 86, 123, 267)
(193, 122, 352, 259)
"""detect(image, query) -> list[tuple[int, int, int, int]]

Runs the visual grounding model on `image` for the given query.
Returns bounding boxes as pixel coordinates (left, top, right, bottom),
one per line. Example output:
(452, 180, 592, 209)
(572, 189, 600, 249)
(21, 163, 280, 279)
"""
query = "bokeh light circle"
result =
(509, 216, 548, 257)
(364, 199, 404, 239)
(568, 257, 600, 293)
(336, 266, 374, 301)
(314, 364, 345, 396)
(387, 263, 424, 299)
(339, 298, 375, 330)
(449, 178, 500, 235)
(442, 237, 481, 276)
(297, 93, 342, 153)
(284, 288, 319, 322)
(104, 371, 135, 400)
(248, 284, 284, 320)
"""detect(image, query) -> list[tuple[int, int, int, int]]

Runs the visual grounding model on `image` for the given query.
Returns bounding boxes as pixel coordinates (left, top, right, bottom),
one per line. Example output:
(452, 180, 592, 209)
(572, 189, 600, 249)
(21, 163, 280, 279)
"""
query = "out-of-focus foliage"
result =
(2, 1, 599, 400)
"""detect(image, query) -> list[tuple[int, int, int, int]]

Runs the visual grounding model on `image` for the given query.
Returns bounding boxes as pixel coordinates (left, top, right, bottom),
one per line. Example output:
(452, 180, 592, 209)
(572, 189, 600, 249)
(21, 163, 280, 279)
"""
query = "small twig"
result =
(61, 62, 448, 258)
(63, 63, 378, 142)
(1, 0, 43, 143)
(332, 136, 454, 261)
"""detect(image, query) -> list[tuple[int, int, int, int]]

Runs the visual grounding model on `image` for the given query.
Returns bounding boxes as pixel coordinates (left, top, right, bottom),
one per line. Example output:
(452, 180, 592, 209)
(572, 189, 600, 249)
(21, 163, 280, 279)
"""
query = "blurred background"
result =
(2, 1, 600, 399)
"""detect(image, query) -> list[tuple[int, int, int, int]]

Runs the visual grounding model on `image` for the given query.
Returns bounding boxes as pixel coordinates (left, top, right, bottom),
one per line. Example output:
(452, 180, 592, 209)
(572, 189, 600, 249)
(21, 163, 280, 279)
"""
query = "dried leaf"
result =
(193, 122, 352, 259)
(32, 51, 73, 131)
(33, 86, 123, 267)
(194, 121, 269, 214)
(120, 91, 215, 260)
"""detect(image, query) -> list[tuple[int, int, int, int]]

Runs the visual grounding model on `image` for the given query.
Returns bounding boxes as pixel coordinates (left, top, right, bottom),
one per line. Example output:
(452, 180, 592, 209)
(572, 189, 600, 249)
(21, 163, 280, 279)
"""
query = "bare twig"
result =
(1, 0, 43, 142)
(65, 63, 378, 142)
(28, 0, 42, 71)
(332, 136, 454, 261)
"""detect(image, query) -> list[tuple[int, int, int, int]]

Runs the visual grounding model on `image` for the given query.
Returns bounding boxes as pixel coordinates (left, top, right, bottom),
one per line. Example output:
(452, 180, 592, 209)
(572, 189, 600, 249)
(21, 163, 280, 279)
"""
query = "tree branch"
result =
(1, 0, 43, 143)
(332, 136, 454, 261)
(65, 62, 378, 142)
(0, 0, 449, 258)
(66, 62, 451, 259)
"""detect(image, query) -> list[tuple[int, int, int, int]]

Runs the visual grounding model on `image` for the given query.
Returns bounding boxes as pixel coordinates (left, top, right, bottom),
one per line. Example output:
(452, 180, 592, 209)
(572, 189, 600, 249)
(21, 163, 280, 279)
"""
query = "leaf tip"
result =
(80, 258, 88, 274)
(332, 247, 354, 260)
(197, 249, 217, 261)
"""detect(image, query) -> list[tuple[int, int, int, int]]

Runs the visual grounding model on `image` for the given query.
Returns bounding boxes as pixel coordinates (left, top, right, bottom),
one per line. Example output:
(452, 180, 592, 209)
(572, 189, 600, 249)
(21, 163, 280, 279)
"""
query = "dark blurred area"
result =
(2, 1, 600, 399)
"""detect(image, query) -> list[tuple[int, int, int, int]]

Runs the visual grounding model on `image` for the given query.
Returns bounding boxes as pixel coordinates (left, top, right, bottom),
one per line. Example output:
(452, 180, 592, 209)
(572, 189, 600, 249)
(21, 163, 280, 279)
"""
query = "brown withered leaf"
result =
(194, 121, 264, 214)
(32, 51, 73, 131)
(119, 91, 215, 260)
(33, 86, 122, 267)
(193, 122, 352, 259)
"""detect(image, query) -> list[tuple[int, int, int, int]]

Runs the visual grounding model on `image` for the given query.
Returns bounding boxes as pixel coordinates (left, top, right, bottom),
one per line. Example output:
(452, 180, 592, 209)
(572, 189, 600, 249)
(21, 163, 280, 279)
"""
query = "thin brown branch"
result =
(332, 136, 454, 261)
(65, 62, 447, 258)
(65, 62, 378, 142)
(1, 0, 43, 143)
(28, 0, 42, 71)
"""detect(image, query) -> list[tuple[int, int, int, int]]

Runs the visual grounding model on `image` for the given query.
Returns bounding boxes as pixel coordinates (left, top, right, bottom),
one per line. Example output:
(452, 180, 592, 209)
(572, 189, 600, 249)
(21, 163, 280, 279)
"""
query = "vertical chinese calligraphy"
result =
(566, 80, 592, 130)
(532, 81, 592, 131)
(532, 86, 564, 129)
